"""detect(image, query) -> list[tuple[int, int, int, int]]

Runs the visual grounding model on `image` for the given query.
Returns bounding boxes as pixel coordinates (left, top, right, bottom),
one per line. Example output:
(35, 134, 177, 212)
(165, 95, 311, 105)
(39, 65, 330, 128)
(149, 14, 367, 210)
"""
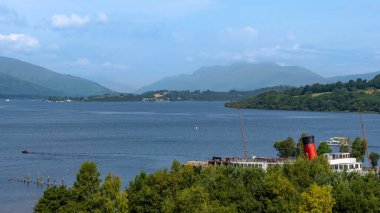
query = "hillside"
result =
(0, 73, 62, 97)
(226, 75, 380, 113)
(138, 62, 380, 93)
(0, 57, 111, 97)
(138, 63, 326, 92)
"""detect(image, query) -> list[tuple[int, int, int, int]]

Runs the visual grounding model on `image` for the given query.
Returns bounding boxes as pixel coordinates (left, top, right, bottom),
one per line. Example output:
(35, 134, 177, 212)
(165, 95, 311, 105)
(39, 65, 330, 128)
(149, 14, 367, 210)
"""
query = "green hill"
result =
(226, 75, 380, 113)
(0, 73, 62, 97)
(0, 56, 111, 97)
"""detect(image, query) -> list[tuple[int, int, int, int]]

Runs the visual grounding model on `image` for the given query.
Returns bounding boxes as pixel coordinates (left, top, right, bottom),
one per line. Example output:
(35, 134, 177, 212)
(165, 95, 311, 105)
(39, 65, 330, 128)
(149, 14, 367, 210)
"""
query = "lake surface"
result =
(1, 100, 379, 212)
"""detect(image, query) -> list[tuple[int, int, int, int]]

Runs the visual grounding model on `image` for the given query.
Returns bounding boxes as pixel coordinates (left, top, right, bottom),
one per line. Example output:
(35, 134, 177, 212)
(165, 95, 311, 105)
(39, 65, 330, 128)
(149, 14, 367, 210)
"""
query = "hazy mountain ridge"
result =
(326, 71, 380, 83)
(0, 57, 111, 97)
(0, 73, 63, 97)
(138, 62, 380, 93)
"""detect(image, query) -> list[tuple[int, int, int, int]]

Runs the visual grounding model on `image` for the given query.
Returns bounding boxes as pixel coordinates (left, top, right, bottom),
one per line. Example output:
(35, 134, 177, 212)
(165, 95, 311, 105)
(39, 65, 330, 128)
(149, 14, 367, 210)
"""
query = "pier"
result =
(7, 174, 65, 188)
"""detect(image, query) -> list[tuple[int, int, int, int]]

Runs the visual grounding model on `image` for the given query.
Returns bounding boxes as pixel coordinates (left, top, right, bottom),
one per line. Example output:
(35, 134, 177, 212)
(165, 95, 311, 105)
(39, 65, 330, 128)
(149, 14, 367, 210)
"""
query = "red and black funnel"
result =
(302, 135, 317, 160)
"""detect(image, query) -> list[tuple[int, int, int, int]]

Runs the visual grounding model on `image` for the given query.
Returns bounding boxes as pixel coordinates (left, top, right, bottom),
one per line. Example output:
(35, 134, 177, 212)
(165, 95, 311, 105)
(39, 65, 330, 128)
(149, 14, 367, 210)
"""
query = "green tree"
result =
(317, 142, 332, 155)
(264, 169, 299, 212)
(333, 173, 380, 212)
(350, 137, 366, 162)
(34, 186, 74, 213)
(369, 152, 380, 167)
(339, 144, 350, 153)
(73, 161, 101, 201)
(274, 137, 296, 158)
(298, 183, 335, 213)
(92, 174, 128, 213)
(166, 184, 211, 212)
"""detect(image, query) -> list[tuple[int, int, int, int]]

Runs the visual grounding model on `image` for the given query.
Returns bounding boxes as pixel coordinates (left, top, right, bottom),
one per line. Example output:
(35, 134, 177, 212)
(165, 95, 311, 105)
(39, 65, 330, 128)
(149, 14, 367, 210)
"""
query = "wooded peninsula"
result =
(226, 75, 380, 113)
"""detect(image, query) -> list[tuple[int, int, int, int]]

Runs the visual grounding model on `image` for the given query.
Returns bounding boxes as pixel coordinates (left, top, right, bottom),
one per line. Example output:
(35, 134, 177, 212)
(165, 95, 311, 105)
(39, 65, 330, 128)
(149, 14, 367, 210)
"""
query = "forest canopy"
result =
(226, 75, 380, 113)
(35, 158, 380, 213)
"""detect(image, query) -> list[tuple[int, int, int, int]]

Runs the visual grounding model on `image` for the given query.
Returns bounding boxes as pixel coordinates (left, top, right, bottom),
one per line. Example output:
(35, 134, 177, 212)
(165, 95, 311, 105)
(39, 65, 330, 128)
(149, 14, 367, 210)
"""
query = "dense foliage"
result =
(370, 152, 380, 168)
(226, 75, 380, 113)
(35, 157, 380, 212)
(47, 86, 290, 102)
(34, 161, 128, 213)
(274, 137, 296, 158)
(317, 142, 332, 155)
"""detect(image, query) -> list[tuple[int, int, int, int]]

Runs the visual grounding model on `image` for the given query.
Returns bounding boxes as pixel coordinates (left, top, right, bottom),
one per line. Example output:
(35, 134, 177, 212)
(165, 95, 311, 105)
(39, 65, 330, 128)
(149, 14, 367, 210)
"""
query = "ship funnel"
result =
(302, 135, 317, 160)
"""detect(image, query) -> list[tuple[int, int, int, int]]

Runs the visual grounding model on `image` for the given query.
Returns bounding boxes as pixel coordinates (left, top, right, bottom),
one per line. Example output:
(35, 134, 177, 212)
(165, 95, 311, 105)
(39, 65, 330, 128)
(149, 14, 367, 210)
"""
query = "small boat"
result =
(5, 99, 10, 102)
(324, 137, 351, 146)
(21, 150, 30, 154)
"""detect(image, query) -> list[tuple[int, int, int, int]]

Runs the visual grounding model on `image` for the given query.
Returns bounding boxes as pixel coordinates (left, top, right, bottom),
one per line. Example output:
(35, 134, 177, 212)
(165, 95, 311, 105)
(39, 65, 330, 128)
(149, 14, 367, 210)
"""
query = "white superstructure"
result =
(324, 152, 362, 172)
(208, 156, 295, 170)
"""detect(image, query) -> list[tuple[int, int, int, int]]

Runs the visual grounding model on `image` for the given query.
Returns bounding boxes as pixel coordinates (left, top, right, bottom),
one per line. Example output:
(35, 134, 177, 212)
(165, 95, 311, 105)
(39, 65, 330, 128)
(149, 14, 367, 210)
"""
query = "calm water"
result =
(1, 100, 379, 212)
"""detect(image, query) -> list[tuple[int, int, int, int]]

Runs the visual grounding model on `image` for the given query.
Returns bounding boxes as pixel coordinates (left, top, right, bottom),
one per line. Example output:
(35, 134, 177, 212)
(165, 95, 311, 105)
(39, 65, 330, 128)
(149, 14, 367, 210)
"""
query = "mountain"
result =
(0, 56, 111, 97)
(138, 63, 326, 92)
(0, 73, 62, 97)
(139, 63, 380, 93)
(327, 71, 380, 83)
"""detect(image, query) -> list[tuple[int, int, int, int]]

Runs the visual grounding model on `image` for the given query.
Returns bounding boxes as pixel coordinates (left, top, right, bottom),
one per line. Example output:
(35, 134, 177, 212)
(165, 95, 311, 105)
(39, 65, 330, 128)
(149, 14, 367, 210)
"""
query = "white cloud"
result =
(102, 61, 129, 69)
(199, 50, 256, 62)
(198, 43, 323, 63)
(51, 12, 109, 28)
(51, 13, 91, 28)
(0, 33, 39, 51)
(222, 26, 257, 43)
(96, 12, 108, 23)
(68, 58, 90, 66)
(68, 58, 128, 70)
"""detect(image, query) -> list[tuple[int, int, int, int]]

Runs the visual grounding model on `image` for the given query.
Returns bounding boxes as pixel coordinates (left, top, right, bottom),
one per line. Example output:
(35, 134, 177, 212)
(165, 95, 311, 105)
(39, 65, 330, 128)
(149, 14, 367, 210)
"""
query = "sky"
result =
(1, 0, 380, 92)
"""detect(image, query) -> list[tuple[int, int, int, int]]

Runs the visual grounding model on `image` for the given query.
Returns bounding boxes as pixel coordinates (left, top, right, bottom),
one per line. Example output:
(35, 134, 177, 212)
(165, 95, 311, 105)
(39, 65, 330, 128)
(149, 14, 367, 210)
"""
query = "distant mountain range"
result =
(0, 57, 111, 97)
(138, 62, 380, 93)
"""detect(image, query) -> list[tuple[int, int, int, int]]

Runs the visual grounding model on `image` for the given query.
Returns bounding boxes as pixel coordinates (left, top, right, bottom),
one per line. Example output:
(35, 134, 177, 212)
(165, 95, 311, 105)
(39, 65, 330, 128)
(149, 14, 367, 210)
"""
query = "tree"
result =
(298, 183, 335, 213)
(73, 161, 101, 201)
(264, 169, 299, 212)
(34, 186, 74, 213)
(339, 144, 350, 153)
(350, 137, 366, 162)
(92, 174, 128, 213)
(274, 137, 296, 158)
(317, 142, 332, 155)
(369, 152, 380, 168)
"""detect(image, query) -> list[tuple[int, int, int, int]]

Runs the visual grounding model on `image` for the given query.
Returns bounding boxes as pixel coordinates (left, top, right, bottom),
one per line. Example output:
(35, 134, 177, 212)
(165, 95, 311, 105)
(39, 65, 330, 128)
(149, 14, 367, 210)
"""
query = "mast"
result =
(238, 108, 248, 159)
(358, 104, 370, 166)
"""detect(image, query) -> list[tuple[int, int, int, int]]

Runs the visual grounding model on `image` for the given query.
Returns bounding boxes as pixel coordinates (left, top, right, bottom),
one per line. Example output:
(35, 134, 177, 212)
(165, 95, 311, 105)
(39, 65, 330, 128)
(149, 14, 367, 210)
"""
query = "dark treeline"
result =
(35, 158, 380, 212)
(226, 75, 380, 113)
(47, 86, 290, 102)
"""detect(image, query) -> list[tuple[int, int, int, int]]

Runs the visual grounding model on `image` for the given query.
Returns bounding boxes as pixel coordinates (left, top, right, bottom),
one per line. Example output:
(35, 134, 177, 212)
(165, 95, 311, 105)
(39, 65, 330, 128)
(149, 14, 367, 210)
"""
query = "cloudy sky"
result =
(1, 0, 380, 91)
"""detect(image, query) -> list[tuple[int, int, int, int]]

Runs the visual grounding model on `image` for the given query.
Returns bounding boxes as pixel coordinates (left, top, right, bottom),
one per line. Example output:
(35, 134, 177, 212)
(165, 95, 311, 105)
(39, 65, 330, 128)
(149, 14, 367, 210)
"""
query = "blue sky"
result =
(1, 0, 380, 91)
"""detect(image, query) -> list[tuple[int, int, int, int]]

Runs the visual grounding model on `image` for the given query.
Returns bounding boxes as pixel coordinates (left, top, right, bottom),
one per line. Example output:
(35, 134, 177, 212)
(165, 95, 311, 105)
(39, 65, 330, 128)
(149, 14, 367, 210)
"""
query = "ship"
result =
(188, 135, 363, 173)
(186, 108, 364, 173)
(323, 137, 351, 146)
(21, 150, 29, 154)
